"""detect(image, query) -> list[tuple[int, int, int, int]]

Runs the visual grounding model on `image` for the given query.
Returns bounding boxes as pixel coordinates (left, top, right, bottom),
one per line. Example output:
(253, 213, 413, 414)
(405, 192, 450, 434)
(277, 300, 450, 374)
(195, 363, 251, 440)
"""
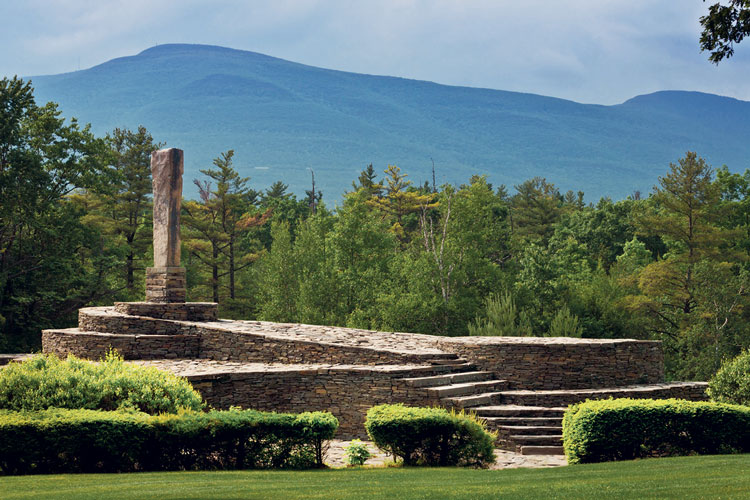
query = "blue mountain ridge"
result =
(25, 43, 750, 201)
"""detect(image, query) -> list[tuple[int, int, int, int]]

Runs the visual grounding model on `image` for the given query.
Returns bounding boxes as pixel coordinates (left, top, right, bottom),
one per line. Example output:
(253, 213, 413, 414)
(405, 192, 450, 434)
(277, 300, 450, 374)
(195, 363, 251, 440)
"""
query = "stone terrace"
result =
(41, 304, 709, 455)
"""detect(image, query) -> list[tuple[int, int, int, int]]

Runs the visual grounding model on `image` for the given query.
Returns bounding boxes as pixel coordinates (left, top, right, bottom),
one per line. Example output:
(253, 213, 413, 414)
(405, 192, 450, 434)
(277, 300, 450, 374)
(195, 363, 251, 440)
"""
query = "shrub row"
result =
(365, 404, 496, 467)
(0, 408, 338, 475)
(0, 353, 204, 414)
(562, 398, 750, 464)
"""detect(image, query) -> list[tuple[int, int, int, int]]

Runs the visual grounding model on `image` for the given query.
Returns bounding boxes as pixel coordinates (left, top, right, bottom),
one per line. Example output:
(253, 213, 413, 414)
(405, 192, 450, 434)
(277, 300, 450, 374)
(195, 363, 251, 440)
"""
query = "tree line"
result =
(2, 76, 749, 381)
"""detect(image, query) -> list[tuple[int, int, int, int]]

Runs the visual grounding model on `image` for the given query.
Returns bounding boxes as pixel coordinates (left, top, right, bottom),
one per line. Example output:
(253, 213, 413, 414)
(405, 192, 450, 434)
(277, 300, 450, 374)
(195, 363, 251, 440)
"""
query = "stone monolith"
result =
(146, 148, 186, 303)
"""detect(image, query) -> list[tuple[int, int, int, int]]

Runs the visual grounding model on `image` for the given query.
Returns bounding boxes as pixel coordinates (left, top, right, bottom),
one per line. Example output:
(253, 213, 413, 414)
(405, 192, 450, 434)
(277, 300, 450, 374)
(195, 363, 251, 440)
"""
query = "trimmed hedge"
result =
(0, 408, 338, 475)
(0, 353, 204, 414)
(708, 350, 750, 406)
(365, 404, 496, 467)
(562, 398, 750, 464)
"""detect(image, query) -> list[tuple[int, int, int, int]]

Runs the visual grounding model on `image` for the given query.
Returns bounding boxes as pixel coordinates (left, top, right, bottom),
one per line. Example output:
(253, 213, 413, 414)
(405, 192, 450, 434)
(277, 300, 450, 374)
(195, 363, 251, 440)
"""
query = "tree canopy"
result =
(700, 0, 750, 63)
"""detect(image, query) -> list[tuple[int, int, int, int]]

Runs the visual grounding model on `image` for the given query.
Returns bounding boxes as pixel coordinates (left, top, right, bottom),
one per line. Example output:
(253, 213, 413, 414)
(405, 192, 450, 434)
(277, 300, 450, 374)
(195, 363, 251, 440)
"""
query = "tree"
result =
(367, 165, 438, 239)
(256, 220, 298, 322)
(78, 126, 161, 293)
(700, 0, 750, 63)
(623, 153, 746, 377)
(351, 164, 383, 197)
(330, 189, 395, 326)
(293, 214, 342, 325)
(183, 151, 266, 303)
(510, 177, 561, 244)
(0, 77, 111, 350)
(263, 181, 291, 202)
(634, 152, 732, 318)
(468, 291, 532, 336)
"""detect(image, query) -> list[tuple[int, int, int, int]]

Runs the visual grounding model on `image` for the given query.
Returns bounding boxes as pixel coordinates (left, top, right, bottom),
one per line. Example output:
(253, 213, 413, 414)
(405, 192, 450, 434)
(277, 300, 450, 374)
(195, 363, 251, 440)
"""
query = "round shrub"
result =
(0, 353, 204, 414)
(709, 350, 750, 406)
(365, 404, 496, 467)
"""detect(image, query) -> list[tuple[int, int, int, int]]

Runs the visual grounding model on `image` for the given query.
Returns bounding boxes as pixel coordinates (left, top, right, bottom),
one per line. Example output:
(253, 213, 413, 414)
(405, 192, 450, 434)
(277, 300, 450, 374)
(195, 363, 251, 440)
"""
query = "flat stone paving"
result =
(85, 307, 451, 356)
(200, 318, 450, 355)
(131, 359, 434, 377)
(85, 306, 663, 358)
(325, 440, 567, 469)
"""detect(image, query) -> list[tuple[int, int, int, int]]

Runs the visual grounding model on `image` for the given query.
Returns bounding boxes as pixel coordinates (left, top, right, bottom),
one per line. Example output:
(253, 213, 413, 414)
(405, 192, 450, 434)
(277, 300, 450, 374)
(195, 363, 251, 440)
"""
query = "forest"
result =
(2, 76, 749, 381)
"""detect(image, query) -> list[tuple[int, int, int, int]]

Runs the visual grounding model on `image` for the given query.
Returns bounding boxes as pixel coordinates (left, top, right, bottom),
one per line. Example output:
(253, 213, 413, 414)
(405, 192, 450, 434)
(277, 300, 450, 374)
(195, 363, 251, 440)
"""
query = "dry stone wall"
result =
(436, 337, 664, 390)
(181, 364, 440, 438)
(114, 302, 217, 321)
(43, 328, 199, 360)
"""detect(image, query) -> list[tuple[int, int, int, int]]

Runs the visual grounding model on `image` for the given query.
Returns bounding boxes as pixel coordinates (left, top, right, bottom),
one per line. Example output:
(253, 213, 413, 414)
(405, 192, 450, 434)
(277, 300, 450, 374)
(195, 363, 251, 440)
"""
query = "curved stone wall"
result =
(42, 328, 199, 360)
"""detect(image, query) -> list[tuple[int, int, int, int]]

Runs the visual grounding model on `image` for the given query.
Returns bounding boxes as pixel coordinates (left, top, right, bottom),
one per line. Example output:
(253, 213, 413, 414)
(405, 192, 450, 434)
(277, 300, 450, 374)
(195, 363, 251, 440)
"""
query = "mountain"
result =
(26, 43, 750, 200)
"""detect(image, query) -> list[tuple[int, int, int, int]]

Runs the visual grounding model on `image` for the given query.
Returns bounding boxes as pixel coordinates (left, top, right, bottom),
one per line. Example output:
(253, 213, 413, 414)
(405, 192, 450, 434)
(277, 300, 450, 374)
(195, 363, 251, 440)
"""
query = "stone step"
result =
(443, 391, 506, 408)
(428, 357, 467, 365)
(520, 446, 565, 456)
(0, 354, 32, 366)
(417, 363, 478, 375)
(470, 405, 567, 417)
(509, 434, 563, 446)
(482, 416, 563, 426)
(401, 370, 496, 388)
(495, 425, 562, 436)
(426, 380, 508, 398)
(498, 382, 709, 407)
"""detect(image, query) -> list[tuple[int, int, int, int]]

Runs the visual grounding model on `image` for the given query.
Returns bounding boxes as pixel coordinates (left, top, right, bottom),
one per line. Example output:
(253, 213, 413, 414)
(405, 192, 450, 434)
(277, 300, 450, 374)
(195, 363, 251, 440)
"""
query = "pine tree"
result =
(367, 165, 438, 238)
(510, 177, 561, 244)
(351, 164, 383, 197)
(183, 150, 265, 303)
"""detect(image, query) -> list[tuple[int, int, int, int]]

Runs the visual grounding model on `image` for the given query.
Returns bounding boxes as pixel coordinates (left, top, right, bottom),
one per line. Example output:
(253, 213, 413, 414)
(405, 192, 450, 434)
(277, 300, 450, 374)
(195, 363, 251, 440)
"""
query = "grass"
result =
(2, 454, 748, 500)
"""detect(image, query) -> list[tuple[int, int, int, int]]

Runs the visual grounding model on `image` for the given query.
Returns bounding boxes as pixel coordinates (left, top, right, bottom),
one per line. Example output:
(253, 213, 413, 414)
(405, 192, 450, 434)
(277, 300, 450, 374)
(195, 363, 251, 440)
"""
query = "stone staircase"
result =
(400, 360, 709, 456)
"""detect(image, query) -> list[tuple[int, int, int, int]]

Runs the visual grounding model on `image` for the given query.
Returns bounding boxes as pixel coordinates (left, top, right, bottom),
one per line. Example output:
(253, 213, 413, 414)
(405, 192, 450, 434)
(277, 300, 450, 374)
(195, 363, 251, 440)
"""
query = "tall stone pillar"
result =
(146, 148, 186, 303)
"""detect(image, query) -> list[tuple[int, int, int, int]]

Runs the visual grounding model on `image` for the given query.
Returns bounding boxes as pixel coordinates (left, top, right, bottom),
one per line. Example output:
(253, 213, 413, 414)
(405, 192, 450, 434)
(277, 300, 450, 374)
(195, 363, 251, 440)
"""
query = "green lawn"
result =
(2, 454, 749, 500)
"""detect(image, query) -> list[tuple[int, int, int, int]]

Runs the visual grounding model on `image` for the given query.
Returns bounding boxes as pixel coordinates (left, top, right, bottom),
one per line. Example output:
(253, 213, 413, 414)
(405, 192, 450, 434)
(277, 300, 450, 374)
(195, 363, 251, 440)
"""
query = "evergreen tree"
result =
(80, 126, 161, 293)
(367, 164, 438, 239)
(511, 177, 561, 244)
(351, 164, 383, 197)
(183, 150, 263, 303)
(468, 292, 532, 336)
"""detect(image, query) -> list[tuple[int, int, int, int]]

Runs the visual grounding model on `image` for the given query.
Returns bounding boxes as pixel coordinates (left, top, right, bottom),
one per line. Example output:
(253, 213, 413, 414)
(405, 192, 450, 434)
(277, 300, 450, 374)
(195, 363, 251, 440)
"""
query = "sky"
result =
(1, 0, 749, 105)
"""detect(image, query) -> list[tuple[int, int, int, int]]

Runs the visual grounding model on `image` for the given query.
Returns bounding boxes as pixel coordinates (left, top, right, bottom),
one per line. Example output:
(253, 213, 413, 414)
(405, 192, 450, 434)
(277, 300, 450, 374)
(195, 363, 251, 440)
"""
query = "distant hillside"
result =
(26, 43, 750, 200)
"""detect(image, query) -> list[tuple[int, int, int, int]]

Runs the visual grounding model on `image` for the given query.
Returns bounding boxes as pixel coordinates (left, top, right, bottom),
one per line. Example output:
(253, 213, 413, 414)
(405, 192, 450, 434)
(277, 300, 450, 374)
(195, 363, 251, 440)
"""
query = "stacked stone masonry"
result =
(132, 360, 444, 437)
(41, 305, 709, 441)
(114, 302, 217, 321)
(145, 267, 187, 303)
(435, 337, 664, 390)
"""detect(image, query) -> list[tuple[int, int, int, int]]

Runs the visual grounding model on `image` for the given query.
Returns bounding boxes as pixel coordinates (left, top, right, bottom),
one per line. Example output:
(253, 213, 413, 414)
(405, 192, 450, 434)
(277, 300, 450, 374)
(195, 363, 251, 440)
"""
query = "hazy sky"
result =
(2, 0, 748, 104)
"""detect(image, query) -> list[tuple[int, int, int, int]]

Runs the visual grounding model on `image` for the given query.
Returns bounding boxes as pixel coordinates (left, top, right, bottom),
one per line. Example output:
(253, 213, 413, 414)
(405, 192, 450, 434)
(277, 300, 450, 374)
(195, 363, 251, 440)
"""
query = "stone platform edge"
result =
(114, 301, 218, 321)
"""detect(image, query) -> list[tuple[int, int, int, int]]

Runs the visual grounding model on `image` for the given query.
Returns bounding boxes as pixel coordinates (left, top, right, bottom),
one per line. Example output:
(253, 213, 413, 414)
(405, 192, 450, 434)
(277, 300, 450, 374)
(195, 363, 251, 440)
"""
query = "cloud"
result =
(1, 0, 748, 103)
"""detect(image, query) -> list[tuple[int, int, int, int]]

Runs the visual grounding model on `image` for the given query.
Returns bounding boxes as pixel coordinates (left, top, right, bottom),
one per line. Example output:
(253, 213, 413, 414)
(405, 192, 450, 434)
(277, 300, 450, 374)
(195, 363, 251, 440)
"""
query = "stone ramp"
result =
(54, 306, 455, 366)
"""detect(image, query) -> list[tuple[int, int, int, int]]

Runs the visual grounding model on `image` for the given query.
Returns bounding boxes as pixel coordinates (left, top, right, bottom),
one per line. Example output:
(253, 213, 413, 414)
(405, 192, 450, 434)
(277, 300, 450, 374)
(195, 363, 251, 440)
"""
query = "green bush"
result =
(344, 439, 371, 466)
(0, 407, 338, 475)
(364, 404, 496, 467)
(0, 353, 204, 414)
(562, 398, 750, 464)
(708, 350, 750, 406)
